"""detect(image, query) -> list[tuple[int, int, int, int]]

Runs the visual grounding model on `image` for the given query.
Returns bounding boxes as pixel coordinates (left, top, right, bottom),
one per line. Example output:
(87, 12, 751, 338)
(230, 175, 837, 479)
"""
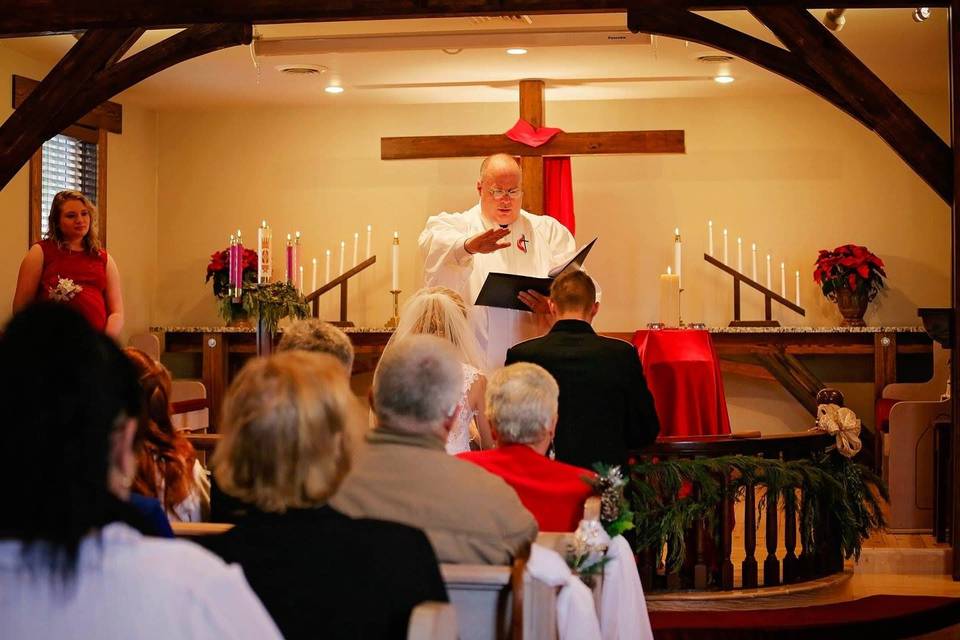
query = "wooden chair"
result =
(887, 398, 950, 532)
(170, 380, 209, 433)
(128, 332, 161, 361)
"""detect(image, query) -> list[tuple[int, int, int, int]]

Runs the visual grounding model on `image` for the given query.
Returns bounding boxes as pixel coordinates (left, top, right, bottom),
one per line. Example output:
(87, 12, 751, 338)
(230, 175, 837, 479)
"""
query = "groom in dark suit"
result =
(505, 270, 659, 469)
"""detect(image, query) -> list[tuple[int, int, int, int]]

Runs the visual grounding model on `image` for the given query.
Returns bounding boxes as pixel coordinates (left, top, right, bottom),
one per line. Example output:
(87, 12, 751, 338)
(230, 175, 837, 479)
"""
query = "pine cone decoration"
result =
(601, 486, 621, 522)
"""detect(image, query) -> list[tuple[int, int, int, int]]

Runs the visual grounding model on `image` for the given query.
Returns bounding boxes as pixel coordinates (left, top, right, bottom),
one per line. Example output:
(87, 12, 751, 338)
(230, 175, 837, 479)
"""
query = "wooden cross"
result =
(380, 79, 685, 214)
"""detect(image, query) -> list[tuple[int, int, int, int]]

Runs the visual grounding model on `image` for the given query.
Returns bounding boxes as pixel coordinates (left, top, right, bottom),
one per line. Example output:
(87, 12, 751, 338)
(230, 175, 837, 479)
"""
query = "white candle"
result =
(751, 243, 758, 281)
(795, 270, 801, 306)
(660, 268, 680, 327)
(391, 231, 400, 291)
(673, 228, 682, 290)
(352, 232, 359, 267)
(737, 237, 743, 273)
(766, 254, 772, 289)
(339, 240, 345, 274)
(298, 265, 304, 294)
(365, 224, 372, 259)
(723, 229, 729, 265)
(780, 262, 786, 297)
(257, 220, 271, 285)
(311, 257, 317, 292)
(708, 220, 714, 257)
(325, 249, 331, 283)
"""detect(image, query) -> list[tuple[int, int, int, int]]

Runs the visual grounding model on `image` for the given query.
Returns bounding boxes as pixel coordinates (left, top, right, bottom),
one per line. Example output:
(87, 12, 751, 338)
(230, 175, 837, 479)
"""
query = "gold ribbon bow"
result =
(814, 403, 862, 458)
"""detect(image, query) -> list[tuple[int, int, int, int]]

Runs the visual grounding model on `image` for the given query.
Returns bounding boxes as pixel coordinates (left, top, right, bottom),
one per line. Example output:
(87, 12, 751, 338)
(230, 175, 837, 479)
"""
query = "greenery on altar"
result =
(627, 451, 888, 574)
(231, 282, 309, 334)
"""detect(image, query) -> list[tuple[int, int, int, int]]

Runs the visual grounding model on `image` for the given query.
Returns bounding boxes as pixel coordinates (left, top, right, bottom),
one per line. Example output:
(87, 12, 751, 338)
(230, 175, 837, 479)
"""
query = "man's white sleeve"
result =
(419, 211, 474, 291)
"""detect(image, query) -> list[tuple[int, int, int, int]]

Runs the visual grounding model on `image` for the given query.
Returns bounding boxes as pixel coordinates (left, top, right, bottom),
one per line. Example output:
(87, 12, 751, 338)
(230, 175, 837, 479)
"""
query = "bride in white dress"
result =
(386, 286, 495, 453)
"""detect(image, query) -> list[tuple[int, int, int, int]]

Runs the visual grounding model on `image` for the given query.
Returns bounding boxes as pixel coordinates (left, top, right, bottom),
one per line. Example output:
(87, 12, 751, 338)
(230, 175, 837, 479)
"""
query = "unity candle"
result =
(708, 220, 714, 257)
(325, 250, 331, 283)
(257, 220, 272, 284)
(285, 234, 293, 283)
(339, 240, 345, 275)
(391, 231, 400, 291)
(659, 267, 680, 327)
(366, 225, 372, 259)
(751, 244, 758, 282)
(673, 228, 682, 289)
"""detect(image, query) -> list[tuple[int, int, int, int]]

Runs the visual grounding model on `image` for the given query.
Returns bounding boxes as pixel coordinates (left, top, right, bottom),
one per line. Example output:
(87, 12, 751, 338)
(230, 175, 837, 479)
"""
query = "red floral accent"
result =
(205, 247, 259, 298)
(813, 244, 886, 302)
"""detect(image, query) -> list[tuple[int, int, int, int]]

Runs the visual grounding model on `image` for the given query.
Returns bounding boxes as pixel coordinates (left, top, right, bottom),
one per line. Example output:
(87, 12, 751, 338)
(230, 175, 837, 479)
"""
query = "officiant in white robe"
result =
(419, 154, 576, 371)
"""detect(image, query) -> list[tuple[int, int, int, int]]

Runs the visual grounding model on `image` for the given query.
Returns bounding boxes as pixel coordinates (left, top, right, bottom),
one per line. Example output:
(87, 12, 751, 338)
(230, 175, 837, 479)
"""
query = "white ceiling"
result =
(0, 9, 948, 108)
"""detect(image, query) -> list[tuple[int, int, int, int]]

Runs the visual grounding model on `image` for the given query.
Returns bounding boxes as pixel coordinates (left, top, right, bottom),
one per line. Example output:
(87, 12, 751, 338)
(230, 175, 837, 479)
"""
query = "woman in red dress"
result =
(13, 190, 123, 336)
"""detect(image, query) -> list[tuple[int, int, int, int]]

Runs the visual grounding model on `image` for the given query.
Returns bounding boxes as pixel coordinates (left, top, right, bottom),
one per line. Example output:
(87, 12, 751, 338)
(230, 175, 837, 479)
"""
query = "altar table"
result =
(632, 329, 731, 437)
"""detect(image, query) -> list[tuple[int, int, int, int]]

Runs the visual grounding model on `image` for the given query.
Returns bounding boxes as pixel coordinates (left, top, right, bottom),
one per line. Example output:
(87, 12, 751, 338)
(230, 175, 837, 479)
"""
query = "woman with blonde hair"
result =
(202, 351, 447, 640)
(386, 286, 495, 452)
(13, 190, 124, 336)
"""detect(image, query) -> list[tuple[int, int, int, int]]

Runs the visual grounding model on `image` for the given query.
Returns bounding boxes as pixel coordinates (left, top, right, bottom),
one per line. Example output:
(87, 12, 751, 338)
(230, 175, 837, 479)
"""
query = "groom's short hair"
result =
(550, 270, 596, 314)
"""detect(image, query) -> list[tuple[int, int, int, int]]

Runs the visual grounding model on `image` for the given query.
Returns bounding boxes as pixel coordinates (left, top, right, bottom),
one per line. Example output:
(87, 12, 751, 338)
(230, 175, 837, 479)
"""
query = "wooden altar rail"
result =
(630, 432, 842, 593)
(303, 255, 376, 325)
(704, 253, 805, 326)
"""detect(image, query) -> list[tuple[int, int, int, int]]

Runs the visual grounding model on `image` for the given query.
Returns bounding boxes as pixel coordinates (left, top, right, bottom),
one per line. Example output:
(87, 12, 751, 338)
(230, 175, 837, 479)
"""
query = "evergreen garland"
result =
(628, 451, 887, 574)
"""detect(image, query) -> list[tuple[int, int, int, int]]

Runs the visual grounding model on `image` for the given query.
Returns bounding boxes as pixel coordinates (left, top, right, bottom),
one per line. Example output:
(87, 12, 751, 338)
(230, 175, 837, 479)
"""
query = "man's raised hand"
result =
(465, 228, 511, 255)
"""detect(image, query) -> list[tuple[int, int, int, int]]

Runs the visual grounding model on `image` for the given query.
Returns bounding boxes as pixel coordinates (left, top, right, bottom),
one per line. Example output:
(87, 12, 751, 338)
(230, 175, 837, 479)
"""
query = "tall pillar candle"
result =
(365, 225, 372, 259)
(339, 241, 345, 275)
(257, 220, 272, 284)
(708, 220, 714, 257)
(659, 267, 680, 327)
(285, 234, 293, 284)
(751, 243, 758, 281)
(673, 228, 682, 289)
(391, 231, 400, 291)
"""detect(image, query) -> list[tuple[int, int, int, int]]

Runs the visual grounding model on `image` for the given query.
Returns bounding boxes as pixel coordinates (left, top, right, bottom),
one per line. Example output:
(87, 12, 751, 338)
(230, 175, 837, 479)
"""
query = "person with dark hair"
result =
(506, 270, 660, 468)
(125, 347, 210, 522)
(0, 304, 280, 639)
(12, 190, 124, 336)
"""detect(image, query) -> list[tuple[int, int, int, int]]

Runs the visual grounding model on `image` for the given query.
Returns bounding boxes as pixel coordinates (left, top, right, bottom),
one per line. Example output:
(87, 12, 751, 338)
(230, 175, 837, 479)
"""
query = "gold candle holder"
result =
(385, 290, 401, 328)
(678, 287, 685, 328)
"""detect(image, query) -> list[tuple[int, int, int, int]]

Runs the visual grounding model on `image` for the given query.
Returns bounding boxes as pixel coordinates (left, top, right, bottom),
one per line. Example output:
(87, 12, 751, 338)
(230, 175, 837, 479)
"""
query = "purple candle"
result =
(228, 234, 237, 297)
(235, 229, 244, 298)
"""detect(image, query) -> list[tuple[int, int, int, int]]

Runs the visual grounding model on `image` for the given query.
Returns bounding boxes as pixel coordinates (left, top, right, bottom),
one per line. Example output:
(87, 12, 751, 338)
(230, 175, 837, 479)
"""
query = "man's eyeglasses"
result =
(487, 188, 523, 200)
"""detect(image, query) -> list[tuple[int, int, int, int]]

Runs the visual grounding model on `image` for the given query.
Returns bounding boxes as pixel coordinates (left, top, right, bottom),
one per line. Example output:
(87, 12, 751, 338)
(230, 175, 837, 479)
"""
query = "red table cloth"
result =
(632, 329, 731, 437)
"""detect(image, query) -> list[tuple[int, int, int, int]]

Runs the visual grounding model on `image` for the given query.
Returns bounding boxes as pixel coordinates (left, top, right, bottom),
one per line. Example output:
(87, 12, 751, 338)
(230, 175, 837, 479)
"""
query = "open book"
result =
(474, 238, 597, 311)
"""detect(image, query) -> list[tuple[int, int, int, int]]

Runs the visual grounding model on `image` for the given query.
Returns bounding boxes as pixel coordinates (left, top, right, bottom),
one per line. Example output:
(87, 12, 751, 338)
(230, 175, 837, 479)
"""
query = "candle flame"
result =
(367, 224, 372, 231)
(667, 266, 672, 275)
(287, 233, 291, 240)
(295, 231, 301, 240)
(354, 232, 359, 238)
(708, 220, 712, 227)
(752, 243, 756, 250)
(313, 257, 317, 264)
(236, 229, 242, 237)
(737, 237, 742, 244)
(261, 220, 267, 228)
(340, 240, 345, 247)
(723, 228, 728, 235)
(326, 249, 331, 256)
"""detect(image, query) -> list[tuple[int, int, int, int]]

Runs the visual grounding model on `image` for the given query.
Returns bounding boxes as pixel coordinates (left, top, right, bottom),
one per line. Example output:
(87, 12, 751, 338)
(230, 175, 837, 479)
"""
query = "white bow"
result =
(814, 403, 862, 458)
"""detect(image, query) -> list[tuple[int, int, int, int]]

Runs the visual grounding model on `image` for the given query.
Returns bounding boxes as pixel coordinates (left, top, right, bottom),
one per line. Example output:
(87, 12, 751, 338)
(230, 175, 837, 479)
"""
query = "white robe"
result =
(419, 204, 576, 371)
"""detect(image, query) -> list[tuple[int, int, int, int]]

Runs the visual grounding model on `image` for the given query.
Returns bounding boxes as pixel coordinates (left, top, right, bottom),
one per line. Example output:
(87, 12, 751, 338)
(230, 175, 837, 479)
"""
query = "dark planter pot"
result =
(834, 288, 868, 327)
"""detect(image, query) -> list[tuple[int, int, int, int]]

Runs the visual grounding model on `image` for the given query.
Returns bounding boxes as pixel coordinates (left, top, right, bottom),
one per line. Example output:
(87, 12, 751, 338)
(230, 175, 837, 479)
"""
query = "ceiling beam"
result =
(0, 1, 948, 37)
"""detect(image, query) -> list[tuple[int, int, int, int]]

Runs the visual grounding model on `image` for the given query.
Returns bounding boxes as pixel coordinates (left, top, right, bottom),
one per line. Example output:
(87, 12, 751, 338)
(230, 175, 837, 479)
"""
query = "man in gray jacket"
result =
(332, 334, 538, 564)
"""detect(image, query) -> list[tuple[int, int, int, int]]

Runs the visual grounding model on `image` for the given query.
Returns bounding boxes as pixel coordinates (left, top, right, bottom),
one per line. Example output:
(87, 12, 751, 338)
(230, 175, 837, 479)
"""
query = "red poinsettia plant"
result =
(205, 247, 259, 298)
(813, 244, 886, 302)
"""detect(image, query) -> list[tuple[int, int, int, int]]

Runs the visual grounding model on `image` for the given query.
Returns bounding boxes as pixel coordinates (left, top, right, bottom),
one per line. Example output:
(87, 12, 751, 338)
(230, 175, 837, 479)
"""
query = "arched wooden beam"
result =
(0, 23, 252, 190)
(0, 28, 143, 189)
(749, 5, 952, 203)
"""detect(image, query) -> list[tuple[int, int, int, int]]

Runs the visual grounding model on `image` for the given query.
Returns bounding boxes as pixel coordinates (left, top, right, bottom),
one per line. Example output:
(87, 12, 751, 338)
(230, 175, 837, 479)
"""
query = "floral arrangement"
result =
(244, 282, 309, 335)
(586, 464, 635, 537)
(813, 244, 886, 302)
(205, 247, 259, 324)
(48, 276, 83, 302)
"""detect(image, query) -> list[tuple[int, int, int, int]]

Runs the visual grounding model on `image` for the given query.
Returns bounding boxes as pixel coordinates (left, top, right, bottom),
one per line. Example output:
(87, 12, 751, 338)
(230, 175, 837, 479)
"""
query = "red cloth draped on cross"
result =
(504, 119, 576, 235)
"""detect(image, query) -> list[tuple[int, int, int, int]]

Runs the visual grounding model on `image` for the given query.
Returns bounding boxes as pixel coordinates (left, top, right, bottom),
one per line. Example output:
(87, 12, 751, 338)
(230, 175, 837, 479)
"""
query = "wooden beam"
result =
(749, 5, 953, 204)
(13, 75, 123, 134)
(754, 348, 825, 415)
(381, 130, 685, 160)
(0, 28, 141, 189)
(519, 79, 545, 214)
(0, 1, 948, 36)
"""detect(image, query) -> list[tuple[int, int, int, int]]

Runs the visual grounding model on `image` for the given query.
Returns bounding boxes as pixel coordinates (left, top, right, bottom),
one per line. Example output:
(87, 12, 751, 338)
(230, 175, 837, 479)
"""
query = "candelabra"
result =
(385, 289, 401, 328)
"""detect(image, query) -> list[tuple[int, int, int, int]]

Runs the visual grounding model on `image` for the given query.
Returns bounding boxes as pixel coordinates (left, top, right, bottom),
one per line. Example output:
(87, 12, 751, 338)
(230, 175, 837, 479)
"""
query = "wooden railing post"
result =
(783, 489, 800, 583)
(742, 481, 758, 588)
(763, 487, 780, 586)
(720, 472, 735, 590)
(693, 485, 708, 590)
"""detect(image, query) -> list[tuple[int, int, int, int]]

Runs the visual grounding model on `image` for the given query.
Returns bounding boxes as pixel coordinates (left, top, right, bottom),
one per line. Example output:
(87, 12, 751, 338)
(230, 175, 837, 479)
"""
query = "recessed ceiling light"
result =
(506, 48, 528, 55)
(325, 85, 344, 94)
(714, 75, 735, 84)
(275, 63, 327, 76)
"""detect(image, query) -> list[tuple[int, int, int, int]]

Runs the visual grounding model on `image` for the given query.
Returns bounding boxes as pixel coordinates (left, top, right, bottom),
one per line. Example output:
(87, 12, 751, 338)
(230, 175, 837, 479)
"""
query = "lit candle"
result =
(352, 232, 359, 267)
(366, 224, 372, 259)
(339, 240, 345, 275)
(660, 266, 680, 327)
(285, 234, 293, 284)
(674, 228, 682, 290)
(311, 257, 317, 292)
(235, 230, 244, 297)
(795, 270, 801, 306)
(708, 220, 714, 257)
(299, 265, 304, 294)
(325, 249, 331, 283)
(257, 220, 272, 285)
(780, 262, 786, 297)
(751, 243, 758, 282)
(737, 237, 743, 273)
(391, 231, 400, 291)
(228, 234, 237, 297)
(766, 254, 772, 289)
(723, 229, 729, 265)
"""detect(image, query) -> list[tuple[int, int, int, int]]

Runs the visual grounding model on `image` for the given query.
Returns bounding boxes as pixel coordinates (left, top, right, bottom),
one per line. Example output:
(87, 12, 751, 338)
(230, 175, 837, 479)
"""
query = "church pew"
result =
(406, 602, 458, 640)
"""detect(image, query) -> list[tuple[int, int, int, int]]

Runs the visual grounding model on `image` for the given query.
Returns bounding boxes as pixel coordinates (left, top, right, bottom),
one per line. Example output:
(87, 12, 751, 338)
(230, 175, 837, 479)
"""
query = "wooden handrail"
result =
(635, 430, 832, 459)
(303, 255, 376, 325)
(704, 252, 805, 326)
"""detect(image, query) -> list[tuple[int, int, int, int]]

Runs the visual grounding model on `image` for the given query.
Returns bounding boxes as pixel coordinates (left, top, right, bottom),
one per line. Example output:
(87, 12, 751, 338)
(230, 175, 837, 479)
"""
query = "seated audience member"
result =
(506, 270, 660, 468)
(332, 335, 538, 564)
(125, 347, 210, 523)
(387, 286, 494, 452)
(459, 363, 596, 532)
(203, 351, 447, 640)
(0, 304, 280, 639)
(276, 317, 355, 375)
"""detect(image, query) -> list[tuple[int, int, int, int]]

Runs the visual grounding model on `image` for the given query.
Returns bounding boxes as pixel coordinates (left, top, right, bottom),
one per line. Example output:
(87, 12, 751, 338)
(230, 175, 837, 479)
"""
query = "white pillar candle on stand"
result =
(339, 241, 345, 274)
(708, 220, 714, 257)
(352, 232, 359, 267)
(780, 262, 786, 296)
(391, 231, 400, 291)
(795, 270, 801, 306)
(324, 250, 331, 283)
(257, 220, 272, 284)
(365, 225, 372, 259)
(766, 254, 772, 289)
(751, 244, 758, 281)
(737, 237, 743, 273)
(659, 267, 680, 327)
(723, 229, 729, 265)
(311, 258, 317, 292)
(674, 228, 682, 290)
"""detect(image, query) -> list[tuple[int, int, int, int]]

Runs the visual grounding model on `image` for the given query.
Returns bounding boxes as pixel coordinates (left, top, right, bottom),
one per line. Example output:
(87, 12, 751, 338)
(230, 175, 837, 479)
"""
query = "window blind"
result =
(40, 134, 98, 238)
